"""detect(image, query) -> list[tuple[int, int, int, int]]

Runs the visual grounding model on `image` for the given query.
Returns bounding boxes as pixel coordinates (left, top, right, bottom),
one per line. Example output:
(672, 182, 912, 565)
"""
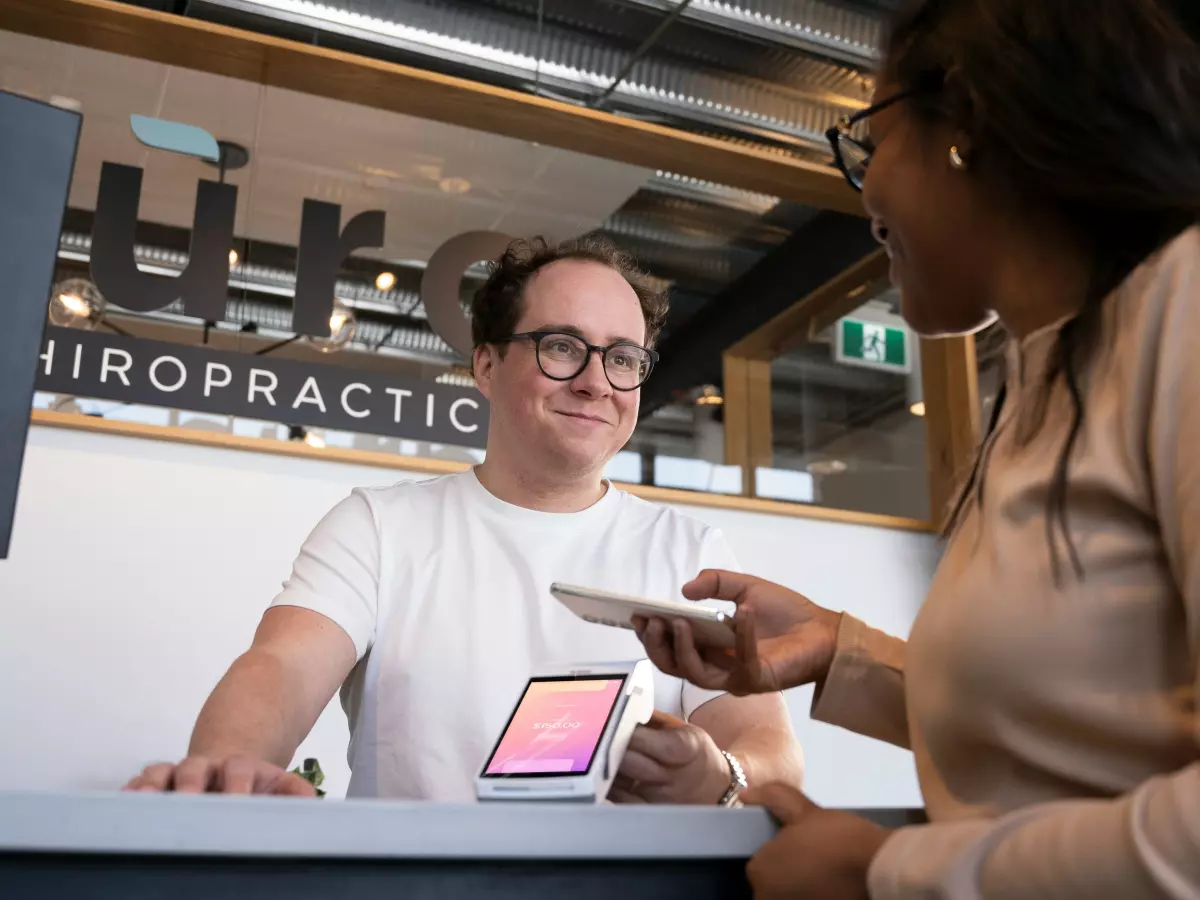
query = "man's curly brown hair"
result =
(469, 235, 669, 352)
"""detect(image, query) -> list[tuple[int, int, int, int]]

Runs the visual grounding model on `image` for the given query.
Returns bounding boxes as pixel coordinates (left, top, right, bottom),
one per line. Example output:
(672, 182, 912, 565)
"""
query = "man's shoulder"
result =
(606, 487, 740, 573)
(608, 485, 720, 543)
(350, 470, 472, 516)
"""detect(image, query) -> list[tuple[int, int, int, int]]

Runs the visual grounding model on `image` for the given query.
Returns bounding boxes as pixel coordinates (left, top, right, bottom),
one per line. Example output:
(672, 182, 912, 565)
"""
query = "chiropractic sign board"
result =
(35, 327, 488, 448)
(34, 117, 524, 449)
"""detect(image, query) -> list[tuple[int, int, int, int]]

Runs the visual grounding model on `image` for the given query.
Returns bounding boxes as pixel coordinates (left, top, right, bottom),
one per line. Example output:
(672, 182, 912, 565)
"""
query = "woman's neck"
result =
(989, 221, 1094, 340)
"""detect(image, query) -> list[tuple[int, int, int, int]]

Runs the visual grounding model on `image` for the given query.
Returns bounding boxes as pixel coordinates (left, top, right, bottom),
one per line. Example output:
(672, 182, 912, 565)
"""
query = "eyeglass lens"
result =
(836, 133, 872, 190)
(537, 333, 652, 389)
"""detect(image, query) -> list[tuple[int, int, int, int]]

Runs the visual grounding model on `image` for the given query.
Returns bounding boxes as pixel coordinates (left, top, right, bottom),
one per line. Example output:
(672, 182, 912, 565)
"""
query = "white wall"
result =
(0, 424, 937, 808)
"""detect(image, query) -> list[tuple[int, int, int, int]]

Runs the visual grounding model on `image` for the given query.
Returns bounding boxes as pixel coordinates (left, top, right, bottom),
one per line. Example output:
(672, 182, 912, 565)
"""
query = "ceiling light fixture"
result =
(438, 176, 471, 194)
(375, 271, 396, 292)
(58, 293, 89, 317)
(304, 299, 357, 354)
(48, 278, 106, 330)
(229, 249, 239, 266)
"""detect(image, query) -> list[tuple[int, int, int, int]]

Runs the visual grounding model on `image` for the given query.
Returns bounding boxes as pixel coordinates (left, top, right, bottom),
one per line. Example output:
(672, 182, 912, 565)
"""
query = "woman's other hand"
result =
(745, 782, 889, 900)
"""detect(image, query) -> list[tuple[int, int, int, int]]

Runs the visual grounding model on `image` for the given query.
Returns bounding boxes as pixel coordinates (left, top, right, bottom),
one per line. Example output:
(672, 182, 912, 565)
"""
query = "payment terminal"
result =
(475, 660, 655, 802)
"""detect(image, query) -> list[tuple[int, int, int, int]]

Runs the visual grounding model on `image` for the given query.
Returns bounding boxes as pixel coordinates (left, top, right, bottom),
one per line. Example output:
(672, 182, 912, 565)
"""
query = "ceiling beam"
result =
(639, 209, 880, 417)
(727, 248, 890, 361)
(0, 0, 865, 215)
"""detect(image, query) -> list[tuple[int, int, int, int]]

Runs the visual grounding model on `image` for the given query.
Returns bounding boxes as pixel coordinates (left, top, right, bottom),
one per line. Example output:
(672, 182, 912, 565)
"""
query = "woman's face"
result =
(860, 79, 1001, 336)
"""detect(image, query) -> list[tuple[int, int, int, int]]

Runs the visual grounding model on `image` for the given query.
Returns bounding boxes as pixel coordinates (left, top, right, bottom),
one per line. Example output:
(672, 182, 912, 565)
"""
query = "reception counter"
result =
(1, 790, 779, 898)
(0, 790, 924, 897)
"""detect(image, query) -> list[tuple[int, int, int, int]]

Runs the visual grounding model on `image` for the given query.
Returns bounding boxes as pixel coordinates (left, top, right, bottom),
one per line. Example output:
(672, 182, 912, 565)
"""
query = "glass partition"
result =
(7, 24, 954, 524)
(765, 293, 930, 520)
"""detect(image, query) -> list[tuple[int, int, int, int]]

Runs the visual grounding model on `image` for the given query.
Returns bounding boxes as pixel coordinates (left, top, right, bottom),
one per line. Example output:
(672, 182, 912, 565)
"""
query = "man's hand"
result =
(608, 711, 732, 804)
(745, 782, 891, 900)
(634, 569, 842, 696)
(119, 607, 354, 799)
(123, 754, 317, 796)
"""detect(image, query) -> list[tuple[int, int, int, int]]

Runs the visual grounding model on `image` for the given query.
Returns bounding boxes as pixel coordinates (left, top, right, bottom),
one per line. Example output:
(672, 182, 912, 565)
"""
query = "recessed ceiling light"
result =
(375, 271, 396, 291)
(228, 249, 239, 266)
(909, 401, 926, 417)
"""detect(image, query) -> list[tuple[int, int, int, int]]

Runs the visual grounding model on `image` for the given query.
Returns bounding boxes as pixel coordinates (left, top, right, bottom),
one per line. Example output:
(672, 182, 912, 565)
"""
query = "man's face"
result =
(474, 259, 647, 479)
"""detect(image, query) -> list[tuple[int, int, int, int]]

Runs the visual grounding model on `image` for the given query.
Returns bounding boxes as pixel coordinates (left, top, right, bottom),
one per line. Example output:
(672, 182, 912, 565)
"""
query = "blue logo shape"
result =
(129, 114, 220, 162)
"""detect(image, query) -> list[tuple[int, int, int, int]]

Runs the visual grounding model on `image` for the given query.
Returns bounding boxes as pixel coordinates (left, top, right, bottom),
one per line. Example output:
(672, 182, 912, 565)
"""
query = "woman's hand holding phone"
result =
(633, 570, 842, 696)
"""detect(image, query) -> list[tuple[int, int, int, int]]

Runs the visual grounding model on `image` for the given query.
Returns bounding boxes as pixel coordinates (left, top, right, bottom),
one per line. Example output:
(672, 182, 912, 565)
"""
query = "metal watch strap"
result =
(717, 750, 747, 807)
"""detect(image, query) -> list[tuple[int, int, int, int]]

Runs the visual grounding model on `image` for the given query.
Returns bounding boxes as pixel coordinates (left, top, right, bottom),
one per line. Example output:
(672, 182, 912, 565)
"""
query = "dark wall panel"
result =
(0, 91, 81, 558)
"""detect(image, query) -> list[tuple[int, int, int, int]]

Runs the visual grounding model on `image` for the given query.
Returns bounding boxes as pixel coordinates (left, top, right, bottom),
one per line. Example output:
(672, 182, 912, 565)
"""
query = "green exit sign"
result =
(835, 318, 911, 373)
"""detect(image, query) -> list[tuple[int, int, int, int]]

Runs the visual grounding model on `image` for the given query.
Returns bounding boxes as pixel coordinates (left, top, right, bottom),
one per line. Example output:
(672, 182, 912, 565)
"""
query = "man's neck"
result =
(474, 453, 607, 514)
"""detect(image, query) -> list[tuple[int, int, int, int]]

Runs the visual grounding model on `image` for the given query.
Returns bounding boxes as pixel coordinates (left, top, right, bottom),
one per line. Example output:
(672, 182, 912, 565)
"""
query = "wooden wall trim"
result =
(721, 354, 773, 496)
(920, 335, 980, 530)
(722, 355, 750, 471)
(746, 359, 774, 477)
(29, 409, 934, 533)
(0, 0, 864, 215)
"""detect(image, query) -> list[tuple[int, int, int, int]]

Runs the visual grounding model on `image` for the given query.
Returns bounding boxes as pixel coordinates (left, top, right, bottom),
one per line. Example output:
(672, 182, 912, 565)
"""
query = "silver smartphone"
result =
(549, 582, 736, 649)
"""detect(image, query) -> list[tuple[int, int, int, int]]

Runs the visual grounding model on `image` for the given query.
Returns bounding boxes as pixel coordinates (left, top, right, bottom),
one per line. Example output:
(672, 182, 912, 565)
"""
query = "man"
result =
(125, 236, 803, 803)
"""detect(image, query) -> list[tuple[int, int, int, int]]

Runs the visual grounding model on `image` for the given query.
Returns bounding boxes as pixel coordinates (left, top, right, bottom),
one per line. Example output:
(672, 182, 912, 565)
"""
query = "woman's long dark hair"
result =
(886, 0, 1200, 581)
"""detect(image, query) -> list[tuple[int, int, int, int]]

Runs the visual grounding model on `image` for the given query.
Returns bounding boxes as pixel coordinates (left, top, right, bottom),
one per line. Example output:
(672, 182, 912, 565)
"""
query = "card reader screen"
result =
(482, 676, 626, 777)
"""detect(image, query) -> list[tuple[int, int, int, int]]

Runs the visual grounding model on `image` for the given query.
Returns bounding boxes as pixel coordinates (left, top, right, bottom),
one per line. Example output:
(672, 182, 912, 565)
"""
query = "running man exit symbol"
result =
(835, 317, 911, 373)
(861, 323, 886, 363)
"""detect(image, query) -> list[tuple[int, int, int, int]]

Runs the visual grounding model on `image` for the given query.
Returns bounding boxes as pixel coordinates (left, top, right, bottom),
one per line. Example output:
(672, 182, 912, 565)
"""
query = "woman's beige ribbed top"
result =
(814, 226, 1200, 899)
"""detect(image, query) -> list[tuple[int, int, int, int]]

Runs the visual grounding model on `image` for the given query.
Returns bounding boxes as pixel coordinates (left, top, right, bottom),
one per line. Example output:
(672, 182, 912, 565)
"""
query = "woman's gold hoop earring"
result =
(949, 145, 967, 169)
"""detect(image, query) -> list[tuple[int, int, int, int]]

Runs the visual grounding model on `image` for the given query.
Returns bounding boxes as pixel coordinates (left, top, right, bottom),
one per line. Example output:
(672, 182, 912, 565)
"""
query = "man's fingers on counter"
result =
(123, 762, 177, 792)
(171, 756, 217, 793)
(216, 757, 258, 795)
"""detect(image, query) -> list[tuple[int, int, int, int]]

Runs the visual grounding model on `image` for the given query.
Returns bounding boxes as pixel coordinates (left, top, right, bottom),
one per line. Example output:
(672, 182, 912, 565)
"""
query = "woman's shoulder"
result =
(1120, 226, 1199, 310)
(1108, 226, 1200, 353)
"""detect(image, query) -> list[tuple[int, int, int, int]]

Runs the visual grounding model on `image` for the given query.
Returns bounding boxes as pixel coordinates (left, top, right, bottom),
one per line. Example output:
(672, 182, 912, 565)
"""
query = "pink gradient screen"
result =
(483, 677, 625, 776)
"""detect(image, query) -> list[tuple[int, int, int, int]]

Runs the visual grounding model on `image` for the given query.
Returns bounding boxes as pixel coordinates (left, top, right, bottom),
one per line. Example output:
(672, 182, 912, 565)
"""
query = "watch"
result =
(717, 750, 747, 807)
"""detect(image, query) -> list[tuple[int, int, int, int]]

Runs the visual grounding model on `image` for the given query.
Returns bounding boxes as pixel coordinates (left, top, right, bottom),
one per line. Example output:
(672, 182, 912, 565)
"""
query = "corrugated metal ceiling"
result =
(187, 0, 880, 156)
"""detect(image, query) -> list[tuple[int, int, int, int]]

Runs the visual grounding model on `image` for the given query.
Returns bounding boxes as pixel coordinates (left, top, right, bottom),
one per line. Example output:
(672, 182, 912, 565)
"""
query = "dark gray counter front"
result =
(0, 790, 776, 899)
(0, 791, 925, 898)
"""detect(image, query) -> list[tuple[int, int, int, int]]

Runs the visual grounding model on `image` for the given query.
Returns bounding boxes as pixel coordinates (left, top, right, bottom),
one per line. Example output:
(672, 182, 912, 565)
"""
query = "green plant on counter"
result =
(290, 757, 326, 798)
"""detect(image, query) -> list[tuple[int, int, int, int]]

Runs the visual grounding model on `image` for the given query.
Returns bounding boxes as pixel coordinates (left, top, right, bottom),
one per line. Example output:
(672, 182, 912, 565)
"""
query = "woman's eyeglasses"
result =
(825, 87, 930, 192)
(503, 331, 659, 391)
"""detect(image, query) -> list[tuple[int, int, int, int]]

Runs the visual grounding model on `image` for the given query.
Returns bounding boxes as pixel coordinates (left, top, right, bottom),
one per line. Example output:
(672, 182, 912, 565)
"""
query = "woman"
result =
(637, 0, 1200, 897)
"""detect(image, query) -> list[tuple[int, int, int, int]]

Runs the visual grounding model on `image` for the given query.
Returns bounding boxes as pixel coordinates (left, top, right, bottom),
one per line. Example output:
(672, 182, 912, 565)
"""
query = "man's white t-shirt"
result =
(270, 469, 739, 800)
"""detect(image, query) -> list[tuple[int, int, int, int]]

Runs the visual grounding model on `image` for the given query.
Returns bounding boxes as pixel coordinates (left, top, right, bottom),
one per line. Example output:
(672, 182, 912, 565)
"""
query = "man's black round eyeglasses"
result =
(502, 331, 659, 391)
(825, 86, 928, 192)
